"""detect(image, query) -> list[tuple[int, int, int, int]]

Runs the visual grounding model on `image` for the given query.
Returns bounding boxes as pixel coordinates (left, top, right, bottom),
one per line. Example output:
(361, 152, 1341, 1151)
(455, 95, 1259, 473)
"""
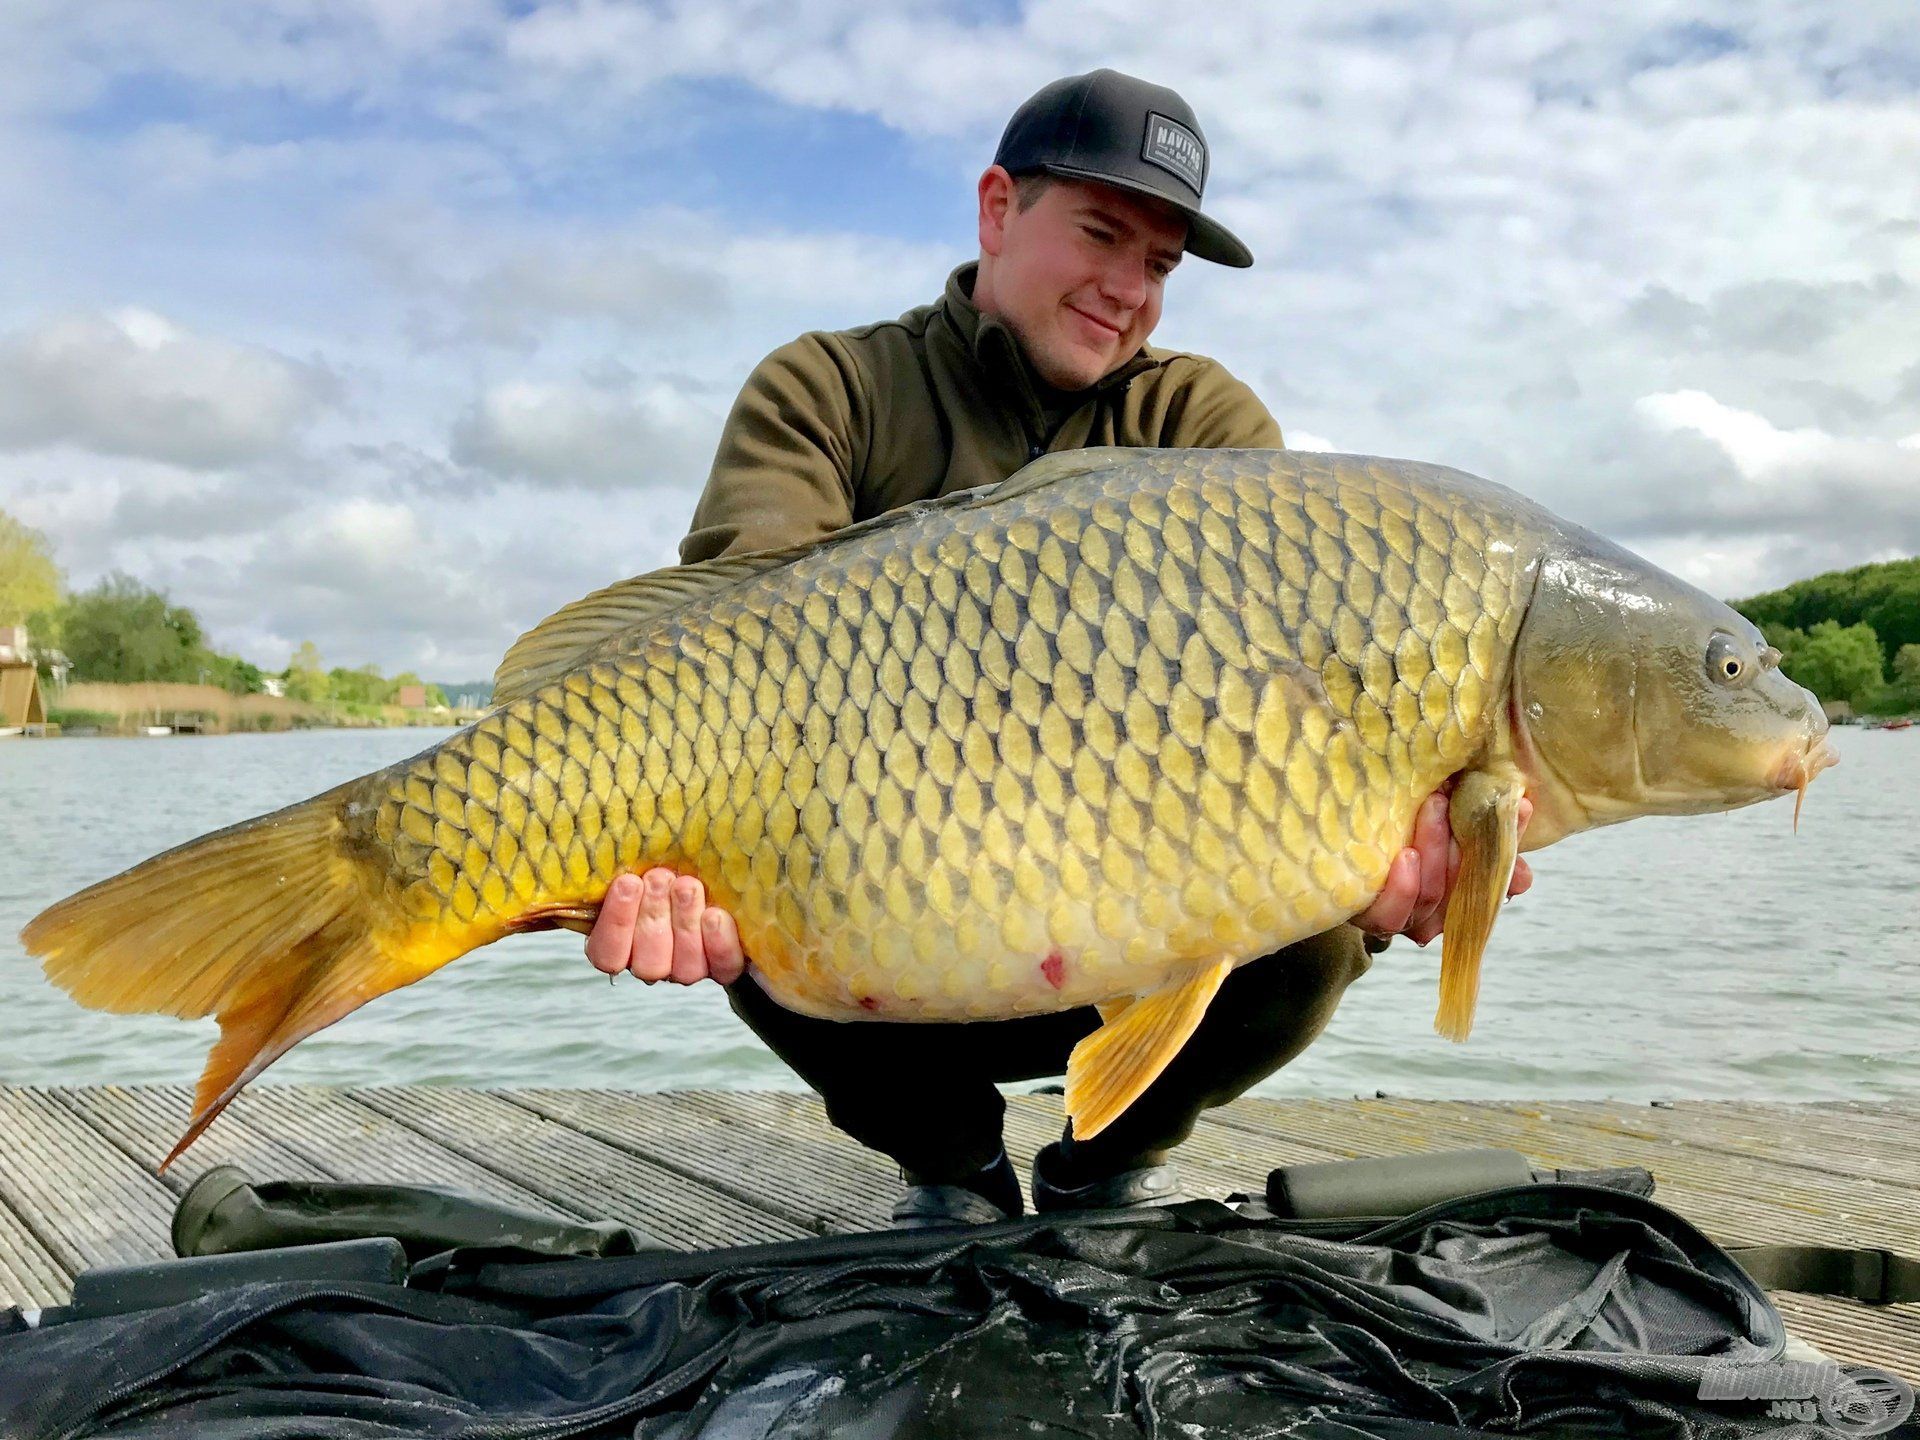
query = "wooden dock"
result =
(1, 1086, 1914, 1376)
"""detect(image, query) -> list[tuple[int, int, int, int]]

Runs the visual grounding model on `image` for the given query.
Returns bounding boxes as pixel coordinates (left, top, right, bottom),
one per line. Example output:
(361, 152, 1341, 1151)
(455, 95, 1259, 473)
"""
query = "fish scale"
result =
(358, 450, 1522, 1022)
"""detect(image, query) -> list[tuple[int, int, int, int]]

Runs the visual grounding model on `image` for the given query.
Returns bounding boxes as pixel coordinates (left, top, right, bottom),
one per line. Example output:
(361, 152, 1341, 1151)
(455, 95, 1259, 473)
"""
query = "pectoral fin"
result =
(1436, 771, 1525, 1042)
(1065, 959, 1234, 1141)
(504, 903, 601, 938)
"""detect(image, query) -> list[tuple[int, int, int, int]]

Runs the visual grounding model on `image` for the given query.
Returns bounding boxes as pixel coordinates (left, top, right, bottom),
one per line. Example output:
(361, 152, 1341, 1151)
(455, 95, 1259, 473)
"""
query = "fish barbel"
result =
(21, 449, 1835, 1165)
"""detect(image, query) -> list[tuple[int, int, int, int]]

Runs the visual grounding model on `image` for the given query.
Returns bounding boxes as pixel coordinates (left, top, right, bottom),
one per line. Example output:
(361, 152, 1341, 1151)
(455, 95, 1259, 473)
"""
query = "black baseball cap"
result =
(993, 68, 1252, 268)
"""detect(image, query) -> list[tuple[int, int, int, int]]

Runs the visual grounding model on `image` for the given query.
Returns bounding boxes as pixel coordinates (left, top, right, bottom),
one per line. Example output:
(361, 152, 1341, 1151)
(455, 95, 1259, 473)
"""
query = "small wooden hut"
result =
(0, 661, 46, 730)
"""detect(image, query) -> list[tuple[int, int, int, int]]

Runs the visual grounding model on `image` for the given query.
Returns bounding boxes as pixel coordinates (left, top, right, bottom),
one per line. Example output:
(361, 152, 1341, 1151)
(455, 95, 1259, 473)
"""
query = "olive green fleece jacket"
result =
(680, 262, 1284, 564)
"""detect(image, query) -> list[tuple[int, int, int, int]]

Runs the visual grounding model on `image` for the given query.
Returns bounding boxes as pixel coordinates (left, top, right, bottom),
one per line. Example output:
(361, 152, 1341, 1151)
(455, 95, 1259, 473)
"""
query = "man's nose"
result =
(1097, 252, 1150, 310)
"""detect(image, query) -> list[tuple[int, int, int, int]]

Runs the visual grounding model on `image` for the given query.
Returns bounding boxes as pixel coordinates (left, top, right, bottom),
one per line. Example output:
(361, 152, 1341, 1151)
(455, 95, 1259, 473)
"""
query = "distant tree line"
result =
(1735, 557, 1920, 715)
(282, 640, 448, 711)
(3, 503, 454, 710)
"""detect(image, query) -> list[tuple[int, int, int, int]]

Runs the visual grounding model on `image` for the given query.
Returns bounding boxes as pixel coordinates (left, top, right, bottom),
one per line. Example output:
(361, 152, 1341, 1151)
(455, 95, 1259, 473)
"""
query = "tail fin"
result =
(20, 785, 453, 1169)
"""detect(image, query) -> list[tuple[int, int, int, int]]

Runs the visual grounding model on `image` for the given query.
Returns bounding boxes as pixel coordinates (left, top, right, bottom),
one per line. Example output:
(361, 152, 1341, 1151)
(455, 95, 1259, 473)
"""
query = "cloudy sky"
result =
(2, 2, 1916, 680)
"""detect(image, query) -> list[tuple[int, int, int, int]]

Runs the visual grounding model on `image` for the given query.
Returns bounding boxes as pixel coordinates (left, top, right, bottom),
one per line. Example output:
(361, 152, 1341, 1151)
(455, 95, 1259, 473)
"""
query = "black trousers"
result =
(728, 926, 1375, 1183)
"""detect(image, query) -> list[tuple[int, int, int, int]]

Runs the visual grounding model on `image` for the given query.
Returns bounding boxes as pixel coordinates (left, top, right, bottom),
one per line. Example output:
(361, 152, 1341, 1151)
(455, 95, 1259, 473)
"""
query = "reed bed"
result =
(54, 682, 321, 734)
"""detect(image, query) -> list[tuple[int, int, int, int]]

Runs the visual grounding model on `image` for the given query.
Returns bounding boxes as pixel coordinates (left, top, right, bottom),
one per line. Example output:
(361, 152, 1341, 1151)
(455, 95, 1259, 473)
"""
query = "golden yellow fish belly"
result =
(360, 450, 1530, 1023)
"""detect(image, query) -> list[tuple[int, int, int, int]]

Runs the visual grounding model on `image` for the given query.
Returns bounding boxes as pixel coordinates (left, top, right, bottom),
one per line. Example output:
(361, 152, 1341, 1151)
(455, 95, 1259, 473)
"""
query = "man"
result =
(584, 70, 1532, 1225)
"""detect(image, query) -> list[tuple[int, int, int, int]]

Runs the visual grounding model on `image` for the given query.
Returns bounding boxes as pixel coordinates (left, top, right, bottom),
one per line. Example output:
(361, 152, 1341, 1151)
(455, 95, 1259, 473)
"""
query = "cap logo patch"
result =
(1141, 112, 1205, 193)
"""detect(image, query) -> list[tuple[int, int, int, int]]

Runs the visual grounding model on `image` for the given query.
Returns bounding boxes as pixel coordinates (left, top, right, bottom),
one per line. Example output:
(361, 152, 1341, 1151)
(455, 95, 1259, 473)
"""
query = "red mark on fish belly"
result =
(1041, 951, 1066, 989)
(857, 996, 879, 1012)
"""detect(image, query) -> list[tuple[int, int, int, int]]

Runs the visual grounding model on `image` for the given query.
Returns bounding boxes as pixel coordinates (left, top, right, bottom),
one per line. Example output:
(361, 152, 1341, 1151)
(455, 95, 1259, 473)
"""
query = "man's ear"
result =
(978, 165, 1015, 257)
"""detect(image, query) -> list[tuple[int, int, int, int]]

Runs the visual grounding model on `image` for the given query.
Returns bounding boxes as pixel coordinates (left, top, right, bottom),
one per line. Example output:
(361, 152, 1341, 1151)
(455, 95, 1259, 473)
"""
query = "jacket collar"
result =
(940, 262, 1163, 404)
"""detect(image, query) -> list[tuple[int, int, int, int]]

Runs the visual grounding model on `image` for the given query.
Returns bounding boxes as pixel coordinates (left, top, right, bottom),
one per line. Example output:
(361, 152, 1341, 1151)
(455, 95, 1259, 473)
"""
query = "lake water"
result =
(2, 726, 1915, 1103)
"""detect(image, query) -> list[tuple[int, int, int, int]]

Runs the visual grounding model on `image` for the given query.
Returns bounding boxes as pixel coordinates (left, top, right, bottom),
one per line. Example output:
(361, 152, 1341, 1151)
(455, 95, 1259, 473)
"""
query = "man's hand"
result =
(585, 869, 746, 985)
(1354, 789, 1534, 946)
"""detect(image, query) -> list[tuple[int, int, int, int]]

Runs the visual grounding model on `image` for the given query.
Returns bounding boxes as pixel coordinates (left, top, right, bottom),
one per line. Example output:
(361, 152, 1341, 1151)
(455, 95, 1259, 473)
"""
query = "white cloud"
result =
(1620, 390, 1920, 597)
(1636, 389, 1920, 513)
(450, 367, 722, 488)
(0, 310, 336, 469)
(368, 205, 955, 354)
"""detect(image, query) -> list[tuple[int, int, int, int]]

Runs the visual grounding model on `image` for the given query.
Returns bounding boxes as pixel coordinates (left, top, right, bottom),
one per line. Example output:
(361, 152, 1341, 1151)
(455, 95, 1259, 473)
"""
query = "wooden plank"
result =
(1715, 1101, 1920, 1171)
(0, 1088, 173, 1274)
(46, 1085, 329, 1196)
(514, 1089, 894, 1234)
(227, 1086, 586, 1218)
(1770, 1293, 1920, 1379)
(351, 1086, 806, 1249)
(0, 1190, 71, 1309)
(1511, 1101, 1920, 1188)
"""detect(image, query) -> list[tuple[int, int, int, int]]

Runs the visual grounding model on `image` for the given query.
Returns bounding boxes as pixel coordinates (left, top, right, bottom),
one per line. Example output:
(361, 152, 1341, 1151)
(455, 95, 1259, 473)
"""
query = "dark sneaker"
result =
(889, 1149, 1023, 1229)
(889, 1185, 1016, 1229)
(1030, 1141, 1189, 1214)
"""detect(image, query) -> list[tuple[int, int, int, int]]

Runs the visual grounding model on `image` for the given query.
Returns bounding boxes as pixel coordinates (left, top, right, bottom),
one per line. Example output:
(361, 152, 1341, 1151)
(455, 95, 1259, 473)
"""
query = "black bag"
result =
(0, 1179, 1858, 1439)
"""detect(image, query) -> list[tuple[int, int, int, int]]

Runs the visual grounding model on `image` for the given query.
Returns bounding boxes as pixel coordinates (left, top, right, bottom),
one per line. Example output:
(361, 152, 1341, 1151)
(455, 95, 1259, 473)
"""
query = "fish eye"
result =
(1706, 634, 1750, 687)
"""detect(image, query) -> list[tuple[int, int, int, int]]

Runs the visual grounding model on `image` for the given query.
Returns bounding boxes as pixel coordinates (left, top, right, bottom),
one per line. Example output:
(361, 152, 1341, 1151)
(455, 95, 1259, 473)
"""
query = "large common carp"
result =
(23, 450, 1834, 1166)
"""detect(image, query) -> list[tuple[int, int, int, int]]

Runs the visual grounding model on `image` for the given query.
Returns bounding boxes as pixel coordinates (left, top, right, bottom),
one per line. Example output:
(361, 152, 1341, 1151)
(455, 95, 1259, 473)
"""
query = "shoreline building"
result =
(0, 624, 49, 734)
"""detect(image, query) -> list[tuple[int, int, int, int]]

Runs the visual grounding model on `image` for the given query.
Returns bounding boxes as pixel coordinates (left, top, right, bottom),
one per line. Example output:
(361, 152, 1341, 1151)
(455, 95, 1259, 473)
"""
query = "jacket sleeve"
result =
(1160, 358, 1287, 449)
(679, 334, 866, 564)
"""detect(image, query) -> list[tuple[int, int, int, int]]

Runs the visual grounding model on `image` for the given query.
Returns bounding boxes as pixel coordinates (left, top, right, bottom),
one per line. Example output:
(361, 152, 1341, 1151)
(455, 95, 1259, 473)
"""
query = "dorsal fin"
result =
(490, 447, 1136, 707)
(492, 555, 789, 707)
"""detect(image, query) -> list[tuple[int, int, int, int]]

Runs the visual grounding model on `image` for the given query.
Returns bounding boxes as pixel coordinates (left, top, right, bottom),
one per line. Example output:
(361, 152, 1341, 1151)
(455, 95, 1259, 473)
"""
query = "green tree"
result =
(1894, 644, 1920, 691)
(328, 664, 389, 706)
(0, 509, 63, 628)
(204, 652, 266, 695)
(59, 573, 207, 683)
(1738, 557, 1920, 672)
(1881, 643, 1920, 713)
(285, 642, 331, 703)
(1777, 620, 1884, 707)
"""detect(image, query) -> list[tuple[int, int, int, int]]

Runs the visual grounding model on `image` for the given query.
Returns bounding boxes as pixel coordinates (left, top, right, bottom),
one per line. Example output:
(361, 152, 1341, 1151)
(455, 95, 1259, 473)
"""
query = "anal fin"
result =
(1066, 959, 1233, 1142)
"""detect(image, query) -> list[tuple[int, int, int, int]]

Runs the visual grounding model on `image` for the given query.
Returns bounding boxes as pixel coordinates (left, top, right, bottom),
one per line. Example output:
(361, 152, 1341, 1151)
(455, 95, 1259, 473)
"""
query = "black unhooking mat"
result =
(0, 1185, 1848, 1438)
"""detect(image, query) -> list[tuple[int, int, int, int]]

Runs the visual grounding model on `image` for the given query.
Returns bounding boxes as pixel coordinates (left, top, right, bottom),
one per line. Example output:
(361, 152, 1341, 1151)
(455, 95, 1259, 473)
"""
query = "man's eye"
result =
(1084, 227, 1114, 243)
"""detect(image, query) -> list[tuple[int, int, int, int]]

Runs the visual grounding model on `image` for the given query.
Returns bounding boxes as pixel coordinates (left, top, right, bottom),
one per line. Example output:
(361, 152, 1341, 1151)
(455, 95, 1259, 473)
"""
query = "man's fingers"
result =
(585, 872, 641, 974)
(669, 875, 708, 984)
(1405, 838, 1460, 947)
(1506, 799, 1535, 897)
(1356, 848, 1419, 938)
(627, 868, 675, 982)
(1409, 792, 1450, 927)
(704, 908, 746, 984)
(1508, 856, 1534, 899)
